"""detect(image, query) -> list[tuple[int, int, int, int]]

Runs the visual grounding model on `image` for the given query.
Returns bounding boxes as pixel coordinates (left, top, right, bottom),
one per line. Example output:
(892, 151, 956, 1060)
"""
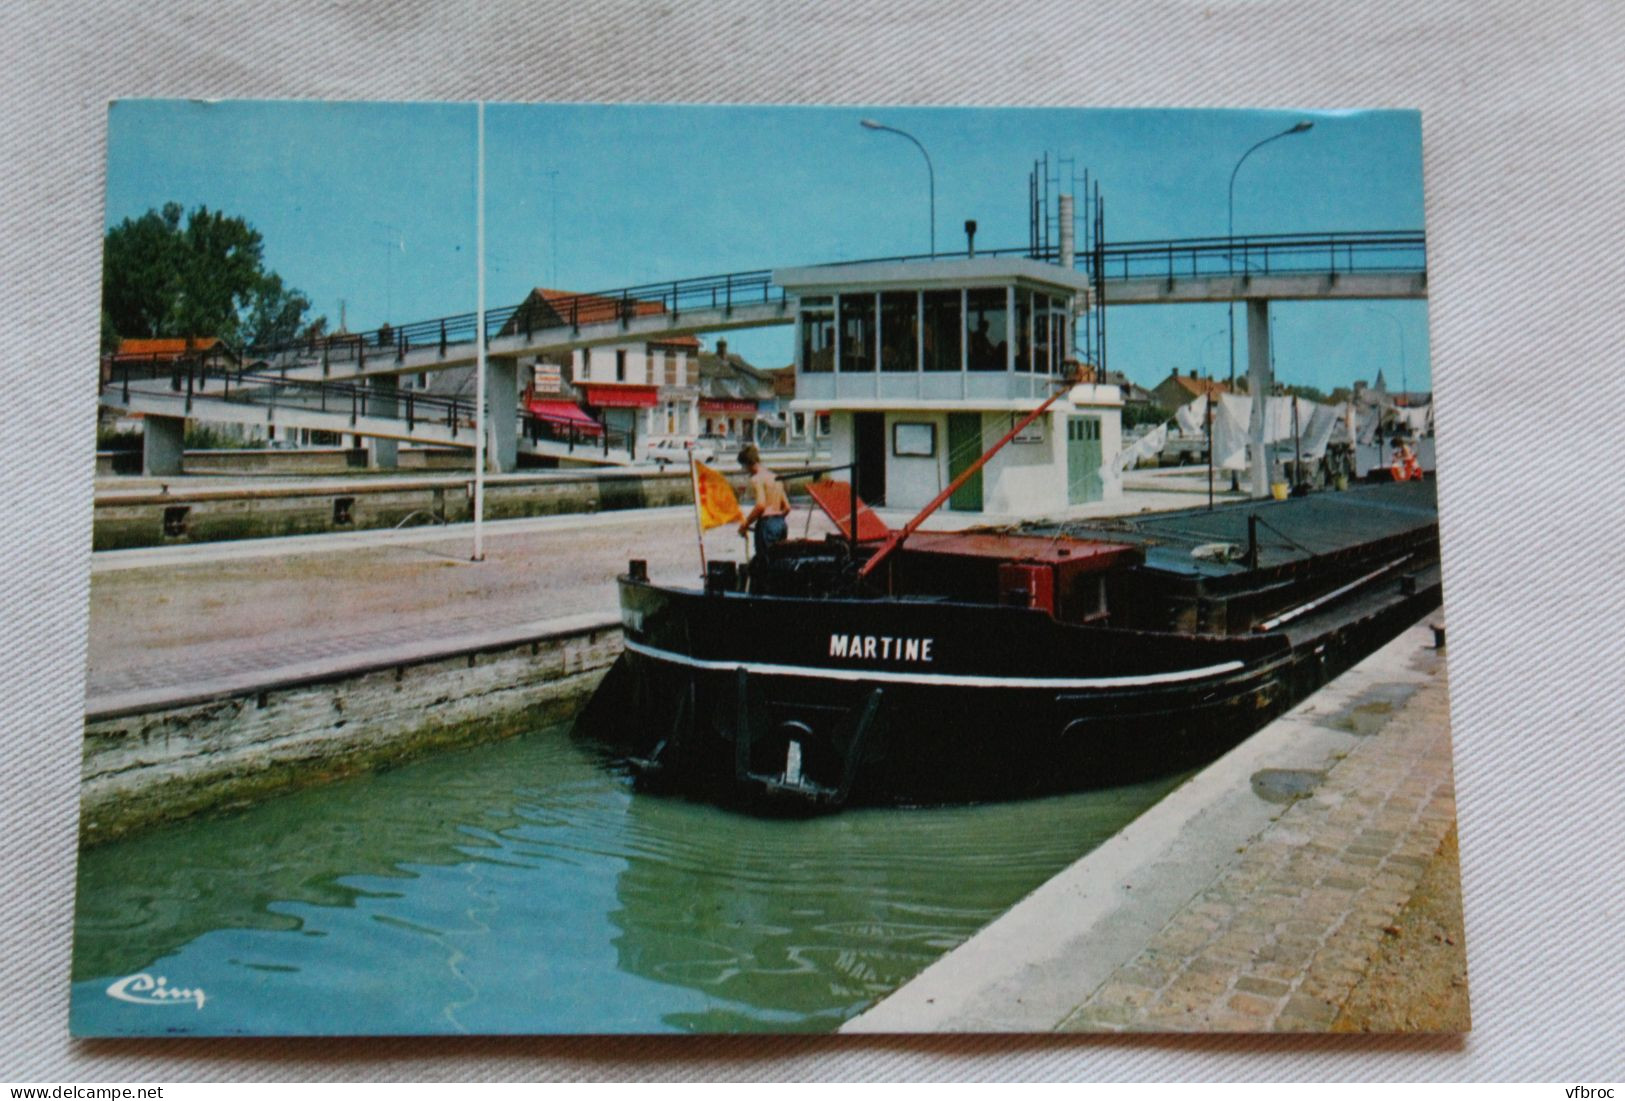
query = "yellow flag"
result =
(692, 458, 743, 530)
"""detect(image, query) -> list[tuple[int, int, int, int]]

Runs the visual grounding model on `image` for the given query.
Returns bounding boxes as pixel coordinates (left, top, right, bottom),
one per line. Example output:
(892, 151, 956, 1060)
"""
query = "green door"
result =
(1068, 415, 1103, 504)
(947, 412, 983, 512)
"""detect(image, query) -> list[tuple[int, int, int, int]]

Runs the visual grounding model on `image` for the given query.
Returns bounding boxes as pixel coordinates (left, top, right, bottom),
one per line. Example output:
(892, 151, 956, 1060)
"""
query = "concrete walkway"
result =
(85, 483, 1229, 710)
(844, 618, 1455, 1033)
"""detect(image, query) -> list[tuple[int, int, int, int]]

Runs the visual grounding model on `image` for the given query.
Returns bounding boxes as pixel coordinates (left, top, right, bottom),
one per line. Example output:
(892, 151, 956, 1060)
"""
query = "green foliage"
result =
(102, 202, 323, 351)
(96, 425, 143, 452)
(183, 423, 258, 450)
(244, 271, 314, 349)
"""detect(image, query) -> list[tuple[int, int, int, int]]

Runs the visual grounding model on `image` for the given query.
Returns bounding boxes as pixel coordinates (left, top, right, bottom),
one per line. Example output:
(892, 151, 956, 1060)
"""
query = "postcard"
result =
(74, 101, 1464, 1036)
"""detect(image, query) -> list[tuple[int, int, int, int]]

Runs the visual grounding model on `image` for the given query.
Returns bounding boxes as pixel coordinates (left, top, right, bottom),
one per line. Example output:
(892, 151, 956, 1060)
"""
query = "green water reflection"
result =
(72, 724, 1184, 1035)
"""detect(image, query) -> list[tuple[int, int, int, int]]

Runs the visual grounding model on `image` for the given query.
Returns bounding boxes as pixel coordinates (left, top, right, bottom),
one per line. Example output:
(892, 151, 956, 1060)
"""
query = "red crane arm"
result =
(856, 383, 1072, 581)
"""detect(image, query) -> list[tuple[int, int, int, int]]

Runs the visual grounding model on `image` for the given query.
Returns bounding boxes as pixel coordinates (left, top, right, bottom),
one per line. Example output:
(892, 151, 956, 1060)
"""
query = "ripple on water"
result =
(71, 722, 1185, 1035)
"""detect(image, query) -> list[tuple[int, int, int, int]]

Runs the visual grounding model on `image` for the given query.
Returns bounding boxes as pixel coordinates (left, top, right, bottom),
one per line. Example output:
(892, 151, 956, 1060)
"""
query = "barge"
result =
(576, 429, 1440, 812)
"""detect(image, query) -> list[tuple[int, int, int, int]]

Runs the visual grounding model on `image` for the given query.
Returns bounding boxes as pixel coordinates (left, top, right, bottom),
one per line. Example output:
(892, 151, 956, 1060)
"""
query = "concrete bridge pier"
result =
(368, 376, 399, 470)
(485, 356, 518, 473)
(1246, 298, 1274, 499)
(142, 414, 185, 476)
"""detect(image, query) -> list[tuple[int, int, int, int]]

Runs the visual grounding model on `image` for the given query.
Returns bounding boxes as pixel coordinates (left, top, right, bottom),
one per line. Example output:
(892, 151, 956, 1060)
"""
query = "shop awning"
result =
(527, 400, 603, 432)
(582, 384, 660, 409)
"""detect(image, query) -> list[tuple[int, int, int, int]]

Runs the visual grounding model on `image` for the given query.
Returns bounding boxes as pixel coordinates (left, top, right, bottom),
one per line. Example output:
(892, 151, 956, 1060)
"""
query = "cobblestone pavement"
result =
(1059, 667, 1458, 1033)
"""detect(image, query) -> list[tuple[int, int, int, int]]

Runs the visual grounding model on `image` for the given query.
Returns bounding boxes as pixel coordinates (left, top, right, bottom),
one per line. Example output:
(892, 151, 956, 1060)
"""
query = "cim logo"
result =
(106, 972, 206, 1010)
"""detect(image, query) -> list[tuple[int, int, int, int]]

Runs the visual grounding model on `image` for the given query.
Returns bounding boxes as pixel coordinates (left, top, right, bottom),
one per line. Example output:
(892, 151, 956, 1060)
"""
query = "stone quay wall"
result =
(80, 617, 623, 846)
(91, 467, 777, 550)
(95, 446, 472, 477)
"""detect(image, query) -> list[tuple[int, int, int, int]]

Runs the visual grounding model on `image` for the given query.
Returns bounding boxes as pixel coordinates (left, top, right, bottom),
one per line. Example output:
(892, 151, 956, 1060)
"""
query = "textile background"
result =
(3, 0, 1620, 1080)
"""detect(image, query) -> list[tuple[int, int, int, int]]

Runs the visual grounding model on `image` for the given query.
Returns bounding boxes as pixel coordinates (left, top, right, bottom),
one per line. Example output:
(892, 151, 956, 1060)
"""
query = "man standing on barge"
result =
(737, 444, 792, 558)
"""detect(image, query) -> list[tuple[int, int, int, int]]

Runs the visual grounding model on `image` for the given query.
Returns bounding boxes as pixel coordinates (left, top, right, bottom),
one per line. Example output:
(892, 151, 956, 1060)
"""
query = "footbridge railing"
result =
(235, 229, 1424, 367)
(1089, 230, 1426, 283)
(102, 350, 631, 456)
(247, 269, 786, 369)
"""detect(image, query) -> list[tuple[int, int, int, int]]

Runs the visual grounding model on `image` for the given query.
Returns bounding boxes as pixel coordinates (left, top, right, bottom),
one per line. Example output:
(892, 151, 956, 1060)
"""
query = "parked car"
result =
(647, 437, 715, 467)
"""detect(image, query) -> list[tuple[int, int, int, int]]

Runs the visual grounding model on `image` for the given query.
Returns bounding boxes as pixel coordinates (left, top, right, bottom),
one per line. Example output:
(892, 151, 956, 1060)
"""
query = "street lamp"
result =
(1225, 120, 1313, 492)
(372, 220, 404, 322)
(861, 118, 935, 257)
(1226, 120, 1313, 389)
(543, 169, 560, 286)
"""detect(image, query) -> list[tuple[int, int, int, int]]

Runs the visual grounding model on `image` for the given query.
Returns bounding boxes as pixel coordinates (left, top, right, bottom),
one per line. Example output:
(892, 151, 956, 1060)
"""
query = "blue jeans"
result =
(754, 514, 788, 557)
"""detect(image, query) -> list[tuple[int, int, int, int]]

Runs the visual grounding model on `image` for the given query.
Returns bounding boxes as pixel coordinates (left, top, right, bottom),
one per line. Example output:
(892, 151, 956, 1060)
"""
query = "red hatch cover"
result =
(906, 530, 1143, 570)
(804, 479, 891, 542)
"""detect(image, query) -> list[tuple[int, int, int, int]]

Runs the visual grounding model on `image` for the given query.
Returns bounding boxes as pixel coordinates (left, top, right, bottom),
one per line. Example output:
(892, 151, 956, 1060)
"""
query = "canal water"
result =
(71, 723, 1184, 1036)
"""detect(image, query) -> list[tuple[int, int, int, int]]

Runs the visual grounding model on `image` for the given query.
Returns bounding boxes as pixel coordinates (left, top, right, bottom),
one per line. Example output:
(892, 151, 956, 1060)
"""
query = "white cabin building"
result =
(776, 257, 1121, 518)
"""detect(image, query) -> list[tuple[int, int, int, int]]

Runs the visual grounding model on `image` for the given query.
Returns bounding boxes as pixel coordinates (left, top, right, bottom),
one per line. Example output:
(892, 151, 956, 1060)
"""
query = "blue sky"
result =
(105, 101, 1429, 394)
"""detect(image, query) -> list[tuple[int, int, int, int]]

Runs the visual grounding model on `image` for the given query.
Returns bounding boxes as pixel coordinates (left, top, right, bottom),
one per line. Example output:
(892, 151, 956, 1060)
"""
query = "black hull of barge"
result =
(577, 566, 1439, 813)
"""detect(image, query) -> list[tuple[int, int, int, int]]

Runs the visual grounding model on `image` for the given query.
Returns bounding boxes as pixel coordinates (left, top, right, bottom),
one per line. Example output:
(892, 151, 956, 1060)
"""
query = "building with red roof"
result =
(506, 287, 704, 448)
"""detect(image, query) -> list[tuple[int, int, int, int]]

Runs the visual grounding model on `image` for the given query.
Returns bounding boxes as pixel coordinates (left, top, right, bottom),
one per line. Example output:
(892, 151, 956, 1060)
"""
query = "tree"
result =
(243, 272, 314, 349)
(102, 202, 322, 351)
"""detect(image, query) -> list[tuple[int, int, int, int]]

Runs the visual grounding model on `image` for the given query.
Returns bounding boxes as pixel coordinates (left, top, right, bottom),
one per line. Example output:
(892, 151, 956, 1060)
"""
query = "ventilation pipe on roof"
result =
(964, 220, 978, 258)
(1059, 194, 1075, 269)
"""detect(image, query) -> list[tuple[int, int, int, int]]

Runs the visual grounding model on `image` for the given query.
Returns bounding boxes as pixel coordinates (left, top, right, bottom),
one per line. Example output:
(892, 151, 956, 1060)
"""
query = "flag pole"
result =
(472, 99, 487, 562)
(689, 452, 708, 579)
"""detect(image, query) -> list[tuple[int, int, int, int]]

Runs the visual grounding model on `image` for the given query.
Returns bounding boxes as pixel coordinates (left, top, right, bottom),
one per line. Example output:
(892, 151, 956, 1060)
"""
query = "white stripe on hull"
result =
(622, 638, 1247, 690)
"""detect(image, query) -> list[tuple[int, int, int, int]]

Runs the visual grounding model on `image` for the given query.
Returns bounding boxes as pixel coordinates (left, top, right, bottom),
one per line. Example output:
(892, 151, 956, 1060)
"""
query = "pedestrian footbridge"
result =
(102, 230, 1425, 476)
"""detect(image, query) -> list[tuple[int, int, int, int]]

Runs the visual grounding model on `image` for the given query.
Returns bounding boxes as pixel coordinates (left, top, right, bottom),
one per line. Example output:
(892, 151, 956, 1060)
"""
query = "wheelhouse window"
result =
(1032, 293, 1050, 375)
(840, 293, 876, 373)
(1016, 290, 1033, 372)
(880, 291, 919, 372)
(1049, 298, 1069, 374)
(965, 288, 1008, 371)
(923, 290, 961, 371)
(800, 296, 834, 373)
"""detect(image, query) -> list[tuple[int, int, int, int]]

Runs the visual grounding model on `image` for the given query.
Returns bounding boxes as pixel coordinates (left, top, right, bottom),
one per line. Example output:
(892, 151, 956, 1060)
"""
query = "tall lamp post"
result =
(372, 221, 404, 323)
(1226, 120, 1313, 388)
(861, 118, 935, 258)
(543, 168, 560, 286)
(1226, 119, 1313, 490)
